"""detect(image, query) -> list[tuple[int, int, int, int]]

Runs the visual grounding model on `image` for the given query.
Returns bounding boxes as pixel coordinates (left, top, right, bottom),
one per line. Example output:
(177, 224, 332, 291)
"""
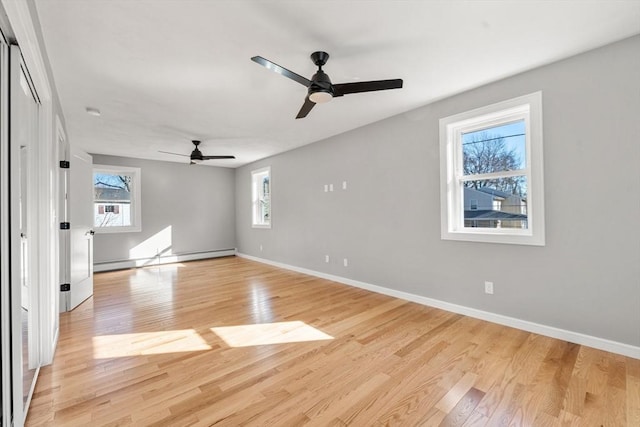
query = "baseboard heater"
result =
(93, 248, 236, 272)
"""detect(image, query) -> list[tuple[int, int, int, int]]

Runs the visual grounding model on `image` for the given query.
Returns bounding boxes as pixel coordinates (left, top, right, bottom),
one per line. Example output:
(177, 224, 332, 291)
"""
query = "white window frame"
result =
(93, 164, 141, 233)
(251, 166, 271, 229)
(439, 92, 545, 246)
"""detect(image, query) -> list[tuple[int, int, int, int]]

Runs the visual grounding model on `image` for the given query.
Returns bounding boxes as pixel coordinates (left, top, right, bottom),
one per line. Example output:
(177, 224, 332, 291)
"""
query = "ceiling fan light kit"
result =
(308, 90, 332, 104)
(251, 51, 403, 118)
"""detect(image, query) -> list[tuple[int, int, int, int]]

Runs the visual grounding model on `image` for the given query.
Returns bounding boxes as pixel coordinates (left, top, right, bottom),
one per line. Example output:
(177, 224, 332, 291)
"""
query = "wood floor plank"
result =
(434, 372, 478, 414)
(439, 387, 485, 427)
(628, 357, 640, 426)
(24, 256, 640, 426)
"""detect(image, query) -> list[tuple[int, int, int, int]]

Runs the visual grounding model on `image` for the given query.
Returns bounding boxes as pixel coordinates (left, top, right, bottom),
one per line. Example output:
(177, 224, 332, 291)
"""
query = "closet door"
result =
(9, 44, 41, 425)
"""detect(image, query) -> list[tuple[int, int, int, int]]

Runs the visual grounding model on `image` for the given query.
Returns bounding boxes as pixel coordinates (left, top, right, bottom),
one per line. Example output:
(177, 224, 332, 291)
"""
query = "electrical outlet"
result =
(343, 258, 348, 267)
(325, 255, 330, 263)
(324, 184, 328, 192)
(484, 281, 494, 294)
(342, 181, 347, 190)
(329, 184, 334, 192)
(259, 245, 263, 252)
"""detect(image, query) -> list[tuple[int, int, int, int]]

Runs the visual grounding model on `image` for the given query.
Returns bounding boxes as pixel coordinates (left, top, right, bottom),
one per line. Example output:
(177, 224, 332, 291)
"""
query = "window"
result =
(439, 92, 545, 245)
(251, 167, 271, 228)
(93, 165, 141, 233)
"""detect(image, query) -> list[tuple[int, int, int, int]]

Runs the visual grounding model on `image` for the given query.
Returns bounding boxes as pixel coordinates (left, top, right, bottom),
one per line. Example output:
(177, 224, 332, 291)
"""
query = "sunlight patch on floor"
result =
(211, 321, 334, 347)
(92, 329, 211, 358)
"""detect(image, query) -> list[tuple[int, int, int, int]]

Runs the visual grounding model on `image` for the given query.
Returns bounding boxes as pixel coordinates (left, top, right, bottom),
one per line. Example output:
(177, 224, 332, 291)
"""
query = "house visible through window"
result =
(94, 165, 141, 233)
(251, 167, 271, 228)
(439, 92, 545, 245)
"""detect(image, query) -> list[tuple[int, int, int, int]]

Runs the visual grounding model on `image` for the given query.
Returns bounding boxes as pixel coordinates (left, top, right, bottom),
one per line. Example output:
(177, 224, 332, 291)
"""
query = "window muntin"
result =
(93, 165, 141, 233)
(440, 92, 544, 245)
(251, 167, 270, 228)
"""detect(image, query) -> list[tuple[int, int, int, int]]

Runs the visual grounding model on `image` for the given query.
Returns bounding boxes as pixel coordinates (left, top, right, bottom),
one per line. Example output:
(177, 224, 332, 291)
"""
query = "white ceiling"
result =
(35, 0, 640, 168)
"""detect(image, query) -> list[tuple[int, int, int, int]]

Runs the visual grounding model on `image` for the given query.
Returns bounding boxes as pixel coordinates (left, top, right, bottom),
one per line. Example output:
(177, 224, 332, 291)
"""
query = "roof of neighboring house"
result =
(474, 187, 525, 201)
(94, 187, 130, 202)
(464, 209, 528, 220)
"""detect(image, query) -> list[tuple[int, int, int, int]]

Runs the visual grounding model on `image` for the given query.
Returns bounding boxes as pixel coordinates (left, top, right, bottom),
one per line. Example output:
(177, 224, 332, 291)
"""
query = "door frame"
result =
(0, 24, 11, 427)
(55, 116, 65, 323)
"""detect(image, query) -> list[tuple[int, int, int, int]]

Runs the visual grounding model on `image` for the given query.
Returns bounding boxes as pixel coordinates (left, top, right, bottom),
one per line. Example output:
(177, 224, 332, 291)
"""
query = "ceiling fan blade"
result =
(251, 56, 311, 88)
(201, 155, 236, 160)
(159, 150, 189, 157)
(296, 96, 316, 119)
(332, 79, 403, 97)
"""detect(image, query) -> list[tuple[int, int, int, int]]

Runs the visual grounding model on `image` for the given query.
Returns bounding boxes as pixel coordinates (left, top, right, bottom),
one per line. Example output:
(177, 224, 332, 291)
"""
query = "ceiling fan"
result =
(159, 140, 235, 165)
(251, 51, 403, 119)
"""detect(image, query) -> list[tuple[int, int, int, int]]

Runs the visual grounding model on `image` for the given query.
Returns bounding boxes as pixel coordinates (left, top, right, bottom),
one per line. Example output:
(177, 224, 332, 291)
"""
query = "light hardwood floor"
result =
(27, 256, 639, 426)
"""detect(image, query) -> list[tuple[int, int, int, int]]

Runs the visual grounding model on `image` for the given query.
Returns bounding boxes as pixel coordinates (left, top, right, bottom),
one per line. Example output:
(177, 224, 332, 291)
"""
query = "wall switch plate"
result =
(325, 255, 330, 263)
(329, 184, 334, 192)
(484, 281, 494, 294)
(343, 258, 348, 267)
(324, 184, 328, 192)
(342, 181, 347, 190)
(259, 245, 263, 252)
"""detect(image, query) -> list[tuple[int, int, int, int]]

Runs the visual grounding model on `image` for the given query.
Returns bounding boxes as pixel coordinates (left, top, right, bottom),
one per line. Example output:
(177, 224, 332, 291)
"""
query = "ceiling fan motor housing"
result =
(309, 70, 333, 103)
(191, 141, 203, 161)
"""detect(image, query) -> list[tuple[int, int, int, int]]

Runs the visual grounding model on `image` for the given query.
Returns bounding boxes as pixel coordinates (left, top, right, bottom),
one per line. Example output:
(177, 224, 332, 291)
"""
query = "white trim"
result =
(50, 116, 65, 358)
(1, 0, 52, 99)
(0, 28, 12, 427)
(236, 252, 640, 359)
(22, 365, 40, 424)
(251, 224, 271, 229)
(439, 92, 545, 246)
(94, 249, 236, 272)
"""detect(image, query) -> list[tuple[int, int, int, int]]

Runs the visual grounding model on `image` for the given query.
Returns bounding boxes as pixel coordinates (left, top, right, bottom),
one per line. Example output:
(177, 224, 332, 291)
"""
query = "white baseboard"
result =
(236, 252, 640, 359)
(94, 249, 236, 272)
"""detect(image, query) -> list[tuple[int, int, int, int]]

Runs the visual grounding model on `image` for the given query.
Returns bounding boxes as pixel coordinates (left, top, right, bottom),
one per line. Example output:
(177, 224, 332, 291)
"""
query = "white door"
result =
(65, 147, 94, 311)
(9, 44, 39, 423)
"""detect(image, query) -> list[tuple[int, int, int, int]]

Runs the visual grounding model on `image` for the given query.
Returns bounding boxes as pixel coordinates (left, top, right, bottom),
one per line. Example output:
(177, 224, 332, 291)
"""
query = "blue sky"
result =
(462, 120, 526, 169)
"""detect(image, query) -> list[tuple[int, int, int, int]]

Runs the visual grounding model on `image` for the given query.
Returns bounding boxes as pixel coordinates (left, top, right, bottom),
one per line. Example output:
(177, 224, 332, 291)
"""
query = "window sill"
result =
(442, 229, 544, 246)
(251, 224, 271, 229)
(95, 226, 141, 234)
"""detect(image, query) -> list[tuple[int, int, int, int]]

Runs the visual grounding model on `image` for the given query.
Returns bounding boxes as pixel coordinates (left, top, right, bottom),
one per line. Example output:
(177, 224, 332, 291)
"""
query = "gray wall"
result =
(235, 36, 640, 347)
(93, 155, 236, 264)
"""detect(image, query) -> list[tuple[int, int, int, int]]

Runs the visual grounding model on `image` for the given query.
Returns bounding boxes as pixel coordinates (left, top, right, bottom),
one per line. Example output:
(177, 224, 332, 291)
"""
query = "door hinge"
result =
(60, 283, 70, 292)
(60, 222, 70, 230)
(59, 160, 70, 169)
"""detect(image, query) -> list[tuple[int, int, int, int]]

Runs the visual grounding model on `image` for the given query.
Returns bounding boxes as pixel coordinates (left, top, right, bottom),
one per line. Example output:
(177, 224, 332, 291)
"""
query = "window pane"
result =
(251, 168, 271, 227)
(260, 174, 270, 223)
(463, 176, 528, 229)
(462, 120, 526, 175)
(94, 172, 132, 227)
